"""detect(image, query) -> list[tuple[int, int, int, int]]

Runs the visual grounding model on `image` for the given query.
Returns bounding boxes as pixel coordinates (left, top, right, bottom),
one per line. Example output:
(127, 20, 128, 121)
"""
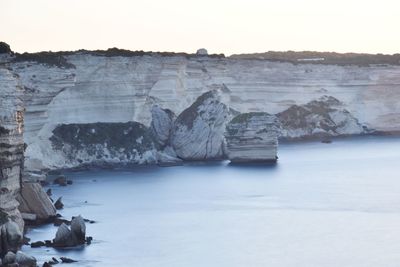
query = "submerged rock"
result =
(60, 257, 78, 263)
(225, 112, 280, 163)
(172, 90, 229, 160)
(53, 175, 67, 186)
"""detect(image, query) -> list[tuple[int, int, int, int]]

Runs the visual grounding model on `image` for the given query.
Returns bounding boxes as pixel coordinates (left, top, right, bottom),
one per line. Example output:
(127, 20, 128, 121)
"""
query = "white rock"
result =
(172, 90, 229, 160)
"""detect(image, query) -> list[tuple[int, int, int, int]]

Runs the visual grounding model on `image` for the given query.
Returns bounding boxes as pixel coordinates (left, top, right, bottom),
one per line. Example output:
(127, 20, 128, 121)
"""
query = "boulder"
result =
(15, 251, 36, 267)
(150, 106, 176, 147)
(3, 251, 16, 265)
(0, 42, 11, 54)
(0, 220, 22, 252)
(53, 223, 75, 247)
(60, 257, 78, 263)
(71, 215, 86, 243)
(225, 112, 280, 163)
(172, 90, 229, 160)
(17, 182, 57, 221)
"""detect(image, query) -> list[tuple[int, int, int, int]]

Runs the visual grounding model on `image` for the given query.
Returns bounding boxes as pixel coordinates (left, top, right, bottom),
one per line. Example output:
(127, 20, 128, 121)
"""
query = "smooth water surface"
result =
(23, 137, 400, 267)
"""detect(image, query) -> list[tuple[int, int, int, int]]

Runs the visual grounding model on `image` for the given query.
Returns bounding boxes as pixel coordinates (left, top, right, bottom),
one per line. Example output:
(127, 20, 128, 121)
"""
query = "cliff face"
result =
(0, 54, 25, 254)
(2, 48, 400, 172)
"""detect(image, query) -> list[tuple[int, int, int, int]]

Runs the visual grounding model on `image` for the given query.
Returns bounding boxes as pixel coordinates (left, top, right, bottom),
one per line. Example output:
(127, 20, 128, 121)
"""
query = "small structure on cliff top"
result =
(225, 112, 280, 163)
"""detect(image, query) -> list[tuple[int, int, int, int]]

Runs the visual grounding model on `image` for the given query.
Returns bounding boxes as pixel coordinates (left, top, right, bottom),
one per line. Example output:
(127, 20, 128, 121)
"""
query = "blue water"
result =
(23, 137, 400, 267)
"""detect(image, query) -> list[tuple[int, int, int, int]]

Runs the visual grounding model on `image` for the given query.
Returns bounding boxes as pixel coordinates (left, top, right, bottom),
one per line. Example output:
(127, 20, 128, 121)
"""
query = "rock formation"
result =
(172, 90, 229, 160)
(277, 96, 368, 140)
(53, 216, 86, 247)
(150, 105, 176, 147)
(225, 112, 281, 163)
(16, 182, 57, 221)
(0, 50, 25, 256)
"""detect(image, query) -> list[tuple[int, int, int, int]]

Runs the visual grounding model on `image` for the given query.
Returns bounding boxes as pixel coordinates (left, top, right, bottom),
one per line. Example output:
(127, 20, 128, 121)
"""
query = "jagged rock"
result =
(277, 95, 368, 140)
(17, 182, 57, 220)
(53, 223, 75, 247)
(71, 215, 86, 243)
(225, 112, 280, 163)
(172, 90, 229, 160)
(0, 220, 22, 252)
(15, 251, 36, 267)
(150, 105, 176, 146)
(3, 251, 16, 264)
(54, 197, 64, 210)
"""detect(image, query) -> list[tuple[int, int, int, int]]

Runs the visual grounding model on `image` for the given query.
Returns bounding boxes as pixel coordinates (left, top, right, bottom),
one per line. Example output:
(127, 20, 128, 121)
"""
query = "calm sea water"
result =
(22, 137, 400, 267)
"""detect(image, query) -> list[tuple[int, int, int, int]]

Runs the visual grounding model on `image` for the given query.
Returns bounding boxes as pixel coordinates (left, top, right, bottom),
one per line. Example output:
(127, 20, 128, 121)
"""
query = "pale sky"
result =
(1, 0, 399, 55)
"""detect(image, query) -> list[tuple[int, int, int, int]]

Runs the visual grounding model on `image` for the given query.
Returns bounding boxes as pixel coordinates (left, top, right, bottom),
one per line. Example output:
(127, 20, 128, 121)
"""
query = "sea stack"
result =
(224, 112, 280, 163)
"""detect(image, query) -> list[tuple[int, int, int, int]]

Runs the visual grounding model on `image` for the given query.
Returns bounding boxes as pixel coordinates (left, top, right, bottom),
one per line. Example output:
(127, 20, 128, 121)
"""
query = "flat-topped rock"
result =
(225, 112, 280, 163)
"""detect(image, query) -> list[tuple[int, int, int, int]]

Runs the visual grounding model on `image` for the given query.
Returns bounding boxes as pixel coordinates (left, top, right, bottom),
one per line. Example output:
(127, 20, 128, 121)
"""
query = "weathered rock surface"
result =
(53, 223, 74, 247)
(3, 251, 16, 264)
(172, 90, 229, 160)
(0, 54, 25, 244)
(150, 105, 176, 147)
(49, 122, 158, 168)
(0, 46, 396, 173)
(225, 112, 280, 163)
(53, 217, 86, 247)
(277, 96, 368, 140)
(15, 251, 36, 267)
(17, 182, 57, 221)
(70, 215, 86, 243)
(0, 220, 22, 254)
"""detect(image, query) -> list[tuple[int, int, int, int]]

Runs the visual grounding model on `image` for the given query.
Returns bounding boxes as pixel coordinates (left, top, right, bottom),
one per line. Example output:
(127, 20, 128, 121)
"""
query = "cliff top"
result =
(2, 41, 400, 67)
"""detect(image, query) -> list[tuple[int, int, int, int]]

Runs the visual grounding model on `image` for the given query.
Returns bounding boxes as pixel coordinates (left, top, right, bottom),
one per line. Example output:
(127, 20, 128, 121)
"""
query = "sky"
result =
(1, 0, 399, 55)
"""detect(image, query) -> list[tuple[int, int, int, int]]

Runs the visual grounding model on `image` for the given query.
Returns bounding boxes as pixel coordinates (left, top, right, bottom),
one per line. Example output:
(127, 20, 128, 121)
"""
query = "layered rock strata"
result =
(225, 113, 280, 163)
(0, 52, 25, 256)
(172, 90, 229, 160)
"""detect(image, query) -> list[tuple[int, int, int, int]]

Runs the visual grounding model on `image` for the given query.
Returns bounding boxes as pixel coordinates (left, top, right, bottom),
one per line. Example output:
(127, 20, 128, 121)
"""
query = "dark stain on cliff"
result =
(50, 122, 156, 160)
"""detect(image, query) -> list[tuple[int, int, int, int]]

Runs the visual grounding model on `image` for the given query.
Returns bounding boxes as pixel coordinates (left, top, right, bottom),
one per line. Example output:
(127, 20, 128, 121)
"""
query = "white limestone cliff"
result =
(1, 46, 400, 172)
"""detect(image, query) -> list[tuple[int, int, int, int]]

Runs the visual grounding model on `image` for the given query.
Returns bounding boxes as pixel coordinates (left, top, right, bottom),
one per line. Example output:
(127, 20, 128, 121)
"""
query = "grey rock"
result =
(16, 251, 37, 267)
(3, 251, 16, 265)
(277, 95, 368, 140)
(54, 197, 64, 210)
(1, 220, 22, 252)
(17, 182, 57, 220)
(225, 112, 280, 163)
(20, 213, 37, 222)
(53, 223, 75, 247)
(71, 215, 86, 243)
(172, 90, 229, 160)
(150, 105, 176, 147)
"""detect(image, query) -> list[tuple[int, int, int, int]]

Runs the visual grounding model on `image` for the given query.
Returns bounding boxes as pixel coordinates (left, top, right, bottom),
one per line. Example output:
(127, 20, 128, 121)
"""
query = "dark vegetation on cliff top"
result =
(3, 41, 400, 67)
(231, 51, 400, 66)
